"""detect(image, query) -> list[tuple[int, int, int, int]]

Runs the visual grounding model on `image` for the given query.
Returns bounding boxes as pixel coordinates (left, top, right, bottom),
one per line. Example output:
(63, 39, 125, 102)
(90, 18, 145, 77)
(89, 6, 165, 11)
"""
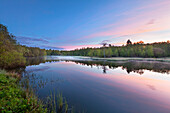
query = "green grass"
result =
(0, 72, 47, 113)
(0, 70, 77, 113)
(0, 69, 83, 113)
(45, 91, 70, 113)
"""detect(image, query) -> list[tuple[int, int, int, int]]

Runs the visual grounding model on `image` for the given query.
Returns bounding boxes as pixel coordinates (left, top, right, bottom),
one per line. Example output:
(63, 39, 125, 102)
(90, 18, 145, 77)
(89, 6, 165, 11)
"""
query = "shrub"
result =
(0, 50, 26, 69)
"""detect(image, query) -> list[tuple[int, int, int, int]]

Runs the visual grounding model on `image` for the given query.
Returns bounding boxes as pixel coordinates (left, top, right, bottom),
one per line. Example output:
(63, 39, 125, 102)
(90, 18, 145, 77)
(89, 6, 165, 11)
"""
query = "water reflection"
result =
(67, 60, 170, 75)
(7, 56, 170, 75)
(19, 56, 170, 92)
(24, 56, 170, 75)
(20, 56, 170, 113)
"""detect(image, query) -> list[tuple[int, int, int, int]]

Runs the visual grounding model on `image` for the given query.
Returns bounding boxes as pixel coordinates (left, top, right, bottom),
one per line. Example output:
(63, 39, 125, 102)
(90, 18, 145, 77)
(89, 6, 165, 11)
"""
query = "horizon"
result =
(46, 40, 170, 51)
(0, 0, 170, 50)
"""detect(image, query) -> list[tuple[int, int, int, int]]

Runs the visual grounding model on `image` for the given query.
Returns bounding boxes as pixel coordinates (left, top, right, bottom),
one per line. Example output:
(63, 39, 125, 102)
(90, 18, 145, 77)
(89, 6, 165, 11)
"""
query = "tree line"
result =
(47, 39, 170, 58)
(1, 23, 170, 68)
(0, 24, 46, 68)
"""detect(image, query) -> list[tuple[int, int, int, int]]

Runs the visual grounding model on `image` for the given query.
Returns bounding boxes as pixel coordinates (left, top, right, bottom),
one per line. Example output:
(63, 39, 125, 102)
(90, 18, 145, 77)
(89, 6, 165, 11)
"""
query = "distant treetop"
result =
(127, 39, 132, 45)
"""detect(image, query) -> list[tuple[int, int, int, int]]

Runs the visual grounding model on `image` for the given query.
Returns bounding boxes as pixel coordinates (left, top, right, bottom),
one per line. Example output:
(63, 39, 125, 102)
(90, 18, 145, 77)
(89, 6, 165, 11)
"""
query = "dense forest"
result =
(0, 24, 46, 68)
(47, 40, 170, 58)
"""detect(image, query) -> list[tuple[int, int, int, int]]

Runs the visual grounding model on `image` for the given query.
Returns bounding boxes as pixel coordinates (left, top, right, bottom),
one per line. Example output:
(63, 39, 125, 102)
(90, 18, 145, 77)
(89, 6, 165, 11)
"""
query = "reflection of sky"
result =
(25, 61, 170, 113)
(1, 0, 170, 50)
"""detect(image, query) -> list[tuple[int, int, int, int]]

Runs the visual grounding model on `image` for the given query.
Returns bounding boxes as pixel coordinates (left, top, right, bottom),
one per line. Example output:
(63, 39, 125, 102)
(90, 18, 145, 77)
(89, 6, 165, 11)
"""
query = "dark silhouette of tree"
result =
(101, 42, 107, 47)
(127, 39, 132, 45)
(102, 66, 107, 74)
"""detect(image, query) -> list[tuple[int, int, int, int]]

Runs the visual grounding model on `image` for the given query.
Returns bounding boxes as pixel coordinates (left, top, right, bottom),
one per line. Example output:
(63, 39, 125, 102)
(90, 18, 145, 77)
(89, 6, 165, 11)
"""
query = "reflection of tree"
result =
(134, 70, 144, 75)
(26, 56, 60, 66)
(68, 60, 170, 75)
(102, 66, 108, 74)
(6, 56, 60, 73)
(9, 56, 170, 75)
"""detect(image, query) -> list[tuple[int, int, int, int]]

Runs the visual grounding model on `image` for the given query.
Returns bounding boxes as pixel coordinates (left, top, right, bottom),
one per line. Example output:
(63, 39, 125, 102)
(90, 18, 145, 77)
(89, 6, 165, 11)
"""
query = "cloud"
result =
(101, 40, 110, 43)
(14, 0, 170, 50)
(16, 36, 49, 44)
(40, 45, 64, 50)
(146, 19, 155, 25)
(60, 44, 101, 50)
(76, 0, 170, 43)
(15, 36, 63, 49)
(99, 40, 111, 45)
(21, 41, 31, 45)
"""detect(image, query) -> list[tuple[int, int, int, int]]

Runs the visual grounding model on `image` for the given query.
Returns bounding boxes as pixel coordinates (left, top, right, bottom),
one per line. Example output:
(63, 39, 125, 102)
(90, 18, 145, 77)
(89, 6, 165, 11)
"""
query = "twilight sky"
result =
(0, 0, 170, 50)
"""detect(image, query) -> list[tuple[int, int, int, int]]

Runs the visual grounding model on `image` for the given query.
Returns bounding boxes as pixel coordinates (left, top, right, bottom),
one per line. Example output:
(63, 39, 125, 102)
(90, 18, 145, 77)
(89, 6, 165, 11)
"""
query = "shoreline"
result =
(0, 71, 47, 112)
(0, 69, 72, 113)
(78, 56, 170, 62)
(50, 56, 170, 63)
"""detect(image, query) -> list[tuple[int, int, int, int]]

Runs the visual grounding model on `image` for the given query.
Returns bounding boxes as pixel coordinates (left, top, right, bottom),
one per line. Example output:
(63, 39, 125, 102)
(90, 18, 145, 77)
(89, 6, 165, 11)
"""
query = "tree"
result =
(138, 47, 145, 57)
(127, 39, 132, 45)
(146, 45, 154, 57)
(119, 48, 126, 57)
(153, 48, 165, 57)
(105, 48, 113, 57)
(0, 24, 47, 68)
(112, 48, 118, 57)
(134, 41, 144, 44)
(87, 49, 93, 57)
(101, 42, 108, 58)
(46, 38, 170, 58)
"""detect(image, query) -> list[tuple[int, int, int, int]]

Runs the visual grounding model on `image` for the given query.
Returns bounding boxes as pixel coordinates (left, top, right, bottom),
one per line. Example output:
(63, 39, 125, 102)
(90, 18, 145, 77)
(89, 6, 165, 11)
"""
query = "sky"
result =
(0, 0, 170, 50)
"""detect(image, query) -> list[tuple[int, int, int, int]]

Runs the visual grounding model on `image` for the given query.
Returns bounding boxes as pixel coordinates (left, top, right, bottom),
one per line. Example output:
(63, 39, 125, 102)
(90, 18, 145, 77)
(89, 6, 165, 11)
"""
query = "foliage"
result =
(46, 49, 61, 55)
(47, 40, 170, 58)
(0, 24, 47, 69)
(0, 69, 74, 113)
(0, 50, 26, 68)
(0, 72, 47, 113)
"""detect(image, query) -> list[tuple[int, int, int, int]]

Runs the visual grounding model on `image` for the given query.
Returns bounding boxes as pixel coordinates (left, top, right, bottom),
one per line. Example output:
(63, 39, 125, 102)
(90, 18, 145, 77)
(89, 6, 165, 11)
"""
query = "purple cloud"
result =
(16, 36, 49, 44)
(146, 19, 155, 25)
(40, 45, 64, 50)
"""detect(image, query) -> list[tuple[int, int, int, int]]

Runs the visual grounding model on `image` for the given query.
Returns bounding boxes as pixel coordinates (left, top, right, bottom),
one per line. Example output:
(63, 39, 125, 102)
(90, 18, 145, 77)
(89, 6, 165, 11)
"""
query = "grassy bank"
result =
(0, 70, 75, 113)
(0, 70, 47, 113)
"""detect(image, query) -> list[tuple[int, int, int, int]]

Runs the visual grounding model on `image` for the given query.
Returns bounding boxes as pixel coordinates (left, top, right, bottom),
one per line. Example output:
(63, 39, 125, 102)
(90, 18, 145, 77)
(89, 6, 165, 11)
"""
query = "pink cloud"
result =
(55, 0, 170, 50)
(60, 44, 102, 50)
(146, 19, 155, 25)
(78, 0, 170, 42)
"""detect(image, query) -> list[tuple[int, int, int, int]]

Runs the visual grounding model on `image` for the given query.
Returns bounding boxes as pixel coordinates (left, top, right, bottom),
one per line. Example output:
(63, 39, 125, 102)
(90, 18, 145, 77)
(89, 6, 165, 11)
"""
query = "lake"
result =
(21, 56, 170, 113)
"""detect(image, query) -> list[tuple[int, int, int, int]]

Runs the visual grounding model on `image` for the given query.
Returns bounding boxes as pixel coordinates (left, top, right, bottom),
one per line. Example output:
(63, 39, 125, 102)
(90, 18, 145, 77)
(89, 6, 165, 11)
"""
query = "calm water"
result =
(21, 56, 170, 113)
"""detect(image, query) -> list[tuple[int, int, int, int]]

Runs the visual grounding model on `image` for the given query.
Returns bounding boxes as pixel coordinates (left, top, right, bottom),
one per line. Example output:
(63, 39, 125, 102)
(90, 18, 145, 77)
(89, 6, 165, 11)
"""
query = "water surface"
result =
(22, 56, 170, 113)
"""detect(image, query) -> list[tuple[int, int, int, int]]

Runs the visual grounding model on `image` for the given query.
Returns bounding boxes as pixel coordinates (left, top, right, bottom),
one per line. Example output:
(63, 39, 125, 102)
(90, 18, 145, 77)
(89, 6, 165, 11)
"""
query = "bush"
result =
(0, 50, 26, 69)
